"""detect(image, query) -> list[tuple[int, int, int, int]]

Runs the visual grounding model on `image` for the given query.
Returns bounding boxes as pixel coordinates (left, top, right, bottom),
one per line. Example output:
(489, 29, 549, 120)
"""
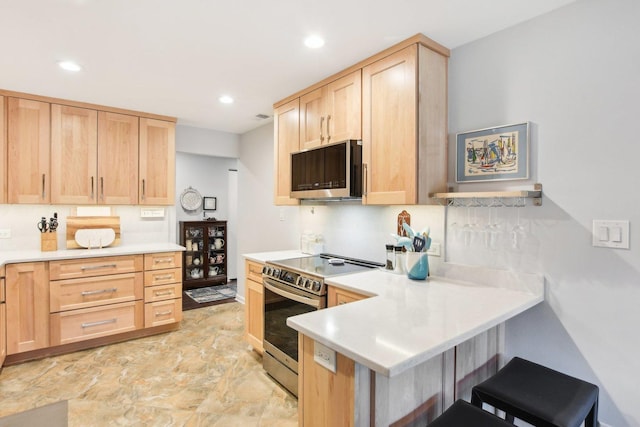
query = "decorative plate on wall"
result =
(180, 187, 202, 211)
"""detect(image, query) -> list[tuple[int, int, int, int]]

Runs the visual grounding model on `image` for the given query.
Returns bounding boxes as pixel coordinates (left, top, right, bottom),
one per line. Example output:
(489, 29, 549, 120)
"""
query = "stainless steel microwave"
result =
(290, 140, 363, 200)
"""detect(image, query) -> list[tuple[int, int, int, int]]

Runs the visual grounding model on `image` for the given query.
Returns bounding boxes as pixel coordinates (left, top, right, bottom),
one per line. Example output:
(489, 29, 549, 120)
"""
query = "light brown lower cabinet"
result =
(6, 262, 50, 354)
(0, 267, 6, 367)
(327, 286, 368, 307)
(244, 260, 264, 353)
(3, 251, 183, 365)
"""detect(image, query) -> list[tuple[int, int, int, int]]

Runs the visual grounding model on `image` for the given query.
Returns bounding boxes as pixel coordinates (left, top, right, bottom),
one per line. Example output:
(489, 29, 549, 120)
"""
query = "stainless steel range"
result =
(262, 254, 383, 397)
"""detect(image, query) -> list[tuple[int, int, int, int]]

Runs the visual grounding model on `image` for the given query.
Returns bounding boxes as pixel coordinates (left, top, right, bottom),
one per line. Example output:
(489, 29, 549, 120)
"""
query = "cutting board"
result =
(66, 216, 121, 249)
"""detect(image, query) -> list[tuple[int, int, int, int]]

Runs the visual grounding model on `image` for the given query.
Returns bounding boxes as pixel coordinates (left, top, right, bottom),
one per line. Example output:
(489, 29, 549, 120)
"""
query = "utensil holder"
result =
(405, 252, 429, 280)
(41, 232, 58, 252)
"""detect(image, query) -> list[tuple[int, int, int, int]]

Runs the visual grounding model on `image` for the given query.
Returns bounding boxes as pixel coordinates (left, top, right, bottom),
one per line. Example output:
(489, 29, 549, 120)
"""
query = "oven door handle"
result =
(263, 280, 321, 309)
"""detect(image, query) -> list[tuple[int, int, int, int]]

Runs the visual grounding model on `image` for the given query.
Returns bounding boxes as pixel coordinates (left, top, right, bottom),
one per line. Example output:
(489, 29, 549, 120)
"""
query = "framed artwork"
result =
(456, 122, 530, 183)
(203, 197, 217, 211)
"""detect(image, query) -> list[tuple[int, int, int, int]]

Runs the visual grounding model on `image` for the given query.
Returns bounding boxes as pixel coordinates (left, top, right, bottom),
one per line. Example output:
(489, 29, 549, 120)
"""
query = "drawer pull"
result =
(82, 318, 117, 328)
(153, 258, 173, 264)
(155, 310, 173, 317)
(154, 290, 174, 297)
(81, 288, 117, 296)
(80, 264, 118, 271)
(154, 274, 174, 280)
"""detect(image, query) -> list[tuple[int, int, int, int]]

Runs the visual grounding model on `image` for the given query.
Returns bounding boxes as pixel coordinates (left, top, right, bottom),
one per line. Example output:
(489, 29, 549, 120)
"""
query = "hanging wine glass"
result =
(511, 206, 527, 250)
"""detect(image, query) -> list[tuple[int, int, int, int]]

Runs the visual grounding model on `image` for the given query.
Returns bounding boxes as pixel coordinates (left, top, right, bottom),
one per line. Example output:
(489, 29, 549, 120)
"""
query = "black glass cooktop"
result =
(269, 253, 383, 278)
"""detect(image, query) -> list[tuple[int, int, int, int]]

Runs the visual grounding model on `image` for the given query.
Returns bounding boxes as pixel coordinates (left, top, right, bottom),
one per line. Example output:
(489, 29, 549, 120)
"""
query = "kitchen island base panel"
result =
(298, 325, 503, 427)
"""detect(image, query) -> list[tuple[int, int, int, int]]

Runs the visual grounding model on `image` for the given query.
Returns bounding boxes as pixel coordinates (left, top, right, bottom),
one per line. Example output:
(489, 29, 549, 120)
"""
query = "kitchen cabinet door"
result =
(327, 286, 368, 307)
(362, 45, 418, 205)
(299, 70, 361, 150)
(244, 260, 264, 353)
(0, 96, 6, 204)
(299, 87, 326, 149)
(325, 70, 361, 143)
(273, 98, 300, 206)
(6, 262, 50, 354)
(98, 112, 139, 204)
(139, 118, 175, 205)
(51, 104, 98, 204)
(7, 97, 51, 204)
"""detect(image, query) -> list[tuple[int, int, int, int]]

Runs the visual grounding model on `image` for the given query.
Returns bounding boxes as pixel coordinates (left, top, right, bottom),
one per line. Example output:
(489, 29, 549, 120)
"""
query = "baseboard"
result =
(235, 295, 245, 304)
(599, 422, 613, 427)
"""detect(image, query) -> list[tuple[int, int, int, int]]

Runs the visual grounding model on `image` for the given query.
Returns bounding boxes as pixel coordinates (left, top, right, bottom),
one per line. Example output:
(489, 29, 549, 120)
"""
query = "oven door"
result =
(262, 277, 324, 396)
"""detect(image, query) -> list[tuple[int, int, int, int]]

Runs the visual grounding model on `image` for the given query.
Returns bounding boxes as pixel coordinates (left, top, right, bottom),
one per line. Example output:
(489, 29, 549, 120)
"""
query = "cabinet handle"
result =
(363, 163, 368, 196)
(153, 258, 173, 264)
(320, 116, 325, 142)
(141, 179, 146, 200)
(326, 114, 331, 142)
(155, 310, 173, 317)
(81, 287, 117, 296)
(154, 274, 174, 280)
(82, 318, 117, 328)
(154, 290, 174, 297)
(80, 264, 117, 271)
(41, 174, 46, 199)
(90, 176, 95, 199)
(100, 177, 104, 201)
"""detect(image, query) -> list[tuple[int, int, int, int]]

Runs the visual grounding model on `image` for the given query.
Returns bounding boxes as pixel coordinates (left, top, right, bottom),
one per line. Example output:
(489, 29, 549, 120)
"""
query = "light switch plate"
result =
(592, 220, 629, 249)
(140, 208, 165, 218)
(313, 341, 337, 373)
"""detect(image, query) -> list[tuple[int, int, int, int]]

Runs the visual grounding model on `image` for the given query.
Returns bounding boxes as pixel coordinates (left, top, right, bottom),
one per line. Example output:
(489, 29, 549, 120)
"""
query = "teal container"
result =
(405, 252, 429, 280)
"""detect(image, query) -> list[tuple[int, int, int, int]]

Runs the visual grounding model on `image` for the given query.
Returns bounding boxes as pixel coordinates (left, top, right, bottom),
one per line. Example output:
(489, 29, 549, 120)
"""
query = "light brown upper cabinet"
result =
(139, 118, 175, 205)
(0, 96, 6, 204)
(273, 98, 300, 206)
(299, 70, 361, 150)
(98, 112, 139, 205)
(362, 44, 448, 205)
(51, 105, 98, 205)
(7, 98, 51, 204)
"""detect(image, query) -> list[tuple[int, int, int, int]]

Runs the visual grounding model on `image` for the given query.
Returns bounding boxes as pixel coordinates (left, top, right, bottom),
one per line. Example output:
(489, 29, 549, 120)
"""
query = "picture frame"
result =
(456, 122, 530, 183)
(203, 197, 217, 211)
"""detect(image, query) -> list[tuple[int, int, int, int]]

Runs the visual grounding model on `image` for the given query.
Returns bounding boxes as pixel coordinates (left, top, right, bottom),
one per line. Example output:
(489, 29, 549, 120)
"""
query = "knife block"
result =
(41, 232, 58, 252)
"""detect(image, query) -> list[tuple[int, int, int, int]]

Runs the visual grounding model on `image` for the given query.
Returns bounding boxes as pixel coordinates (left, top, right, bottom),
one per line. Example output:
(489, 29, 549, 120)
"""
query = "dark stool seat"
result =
(471, 357, 599, 427)
(429, 400, 514, 427)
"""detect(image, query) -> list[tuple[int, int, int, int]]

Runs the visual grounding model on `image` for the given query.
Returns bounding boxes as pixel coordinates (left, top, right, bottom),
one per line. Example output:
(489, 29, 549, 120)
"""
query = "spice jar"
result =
(393, 245, 405, 274)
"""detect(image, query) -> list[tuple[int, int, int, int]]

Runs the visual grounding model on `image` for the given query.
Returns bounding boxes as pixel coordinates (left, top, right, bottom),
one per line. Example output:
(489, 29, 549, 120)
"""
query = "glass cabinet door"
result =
(184, 225, 205, 281)
(207, 224, 225, 278)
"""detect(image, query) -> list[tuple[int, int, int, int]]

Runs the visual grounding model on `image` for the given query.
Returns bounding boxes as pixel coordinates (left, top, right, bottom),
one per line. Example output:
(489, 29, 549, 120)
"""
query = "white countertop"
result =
(287, 266, 544, 377)
(0, 243, 185, 266)
(243, 250, 308, 264)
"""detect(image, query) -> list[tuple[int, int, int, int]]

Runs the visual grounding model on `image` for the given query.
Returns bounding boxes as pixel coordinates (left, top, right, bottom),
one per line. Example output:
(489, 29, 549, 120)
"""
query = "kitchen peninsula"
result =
(287, 263, 543, 426)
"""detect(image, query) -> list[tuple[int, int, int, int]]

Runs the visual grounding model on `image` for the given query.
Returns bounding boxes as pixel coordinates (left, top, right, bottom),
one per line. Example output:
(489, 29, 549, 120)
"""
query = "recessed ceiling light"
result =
(304, 35, 325, 49)
(58, 61, 82, 72)
(219, 95, 234, 104)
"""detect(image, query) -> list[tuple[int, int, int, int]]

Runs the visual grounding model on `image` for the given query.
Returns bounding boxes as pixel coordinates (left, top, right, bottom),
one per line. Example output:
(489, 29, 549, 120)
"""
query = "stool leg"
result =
(470, 391, 482, 407)
(586, 399, 598, 427)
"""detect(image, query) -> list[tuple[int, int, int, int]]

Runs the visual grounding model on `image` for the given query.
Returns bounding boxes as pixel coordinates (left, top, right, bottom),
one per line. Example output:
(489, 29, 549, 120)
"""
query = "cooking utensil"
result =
(38, 217, 49, 233)
(413, 235, 426, 252)
(49, 212, 58, 232)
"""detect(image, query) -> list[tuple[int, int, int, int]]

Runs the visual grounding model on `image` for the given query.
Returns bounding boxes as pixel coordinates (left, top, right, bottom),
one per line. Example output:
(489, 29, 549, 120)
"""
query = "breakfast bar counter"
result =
(287, 264, 544, 426)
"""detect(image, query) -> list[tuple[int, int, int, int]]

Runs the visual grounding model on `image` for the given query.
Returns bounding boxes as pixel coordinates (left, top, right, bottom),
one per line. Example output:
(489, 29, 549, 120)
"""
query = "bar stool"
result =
(428, 400, 514, 427)
(471, 357, 599, 427)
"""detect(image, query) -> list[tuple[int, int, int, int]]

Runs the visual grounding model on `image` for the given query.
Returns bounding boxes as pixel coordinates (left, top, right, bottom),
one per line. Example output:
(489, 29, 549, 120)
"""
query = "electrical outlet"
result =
(279, 208, 286, 222)
(313, 341, 337, 373)
(0, 229, 11, 239)
(427, 242, 441, 257)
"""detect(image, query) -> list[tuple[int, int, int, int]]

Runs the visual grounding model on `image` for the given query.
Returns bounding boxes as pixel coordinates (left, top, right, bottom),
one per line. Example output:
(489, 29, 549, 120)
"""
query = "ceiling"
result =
(1, 0, 577, 135)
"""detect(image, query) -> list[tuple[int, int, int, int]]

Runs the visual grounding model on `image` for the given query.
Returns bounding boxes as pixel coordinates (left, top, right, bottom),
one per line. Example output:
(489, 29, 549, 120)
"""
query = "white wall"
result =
(236, 123, 300, 300)
(176, 125, 239, 158)
(448, 0, 639, 424)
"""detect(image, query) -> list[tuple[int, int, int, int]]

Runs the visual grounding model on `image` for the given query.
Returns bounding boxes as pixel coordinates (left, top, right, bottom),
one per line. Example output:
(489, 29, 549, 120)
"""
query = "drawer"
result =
(144, 267, 182, 287)
(145, 298, 182, 327)
(144, 252, 182, 271)
(246, 260, 264, 283)
(144, 283, 182, 303)
(50, 255, 143, 280)
(50, 272, 143, 313)
(50, 300, 143, 346)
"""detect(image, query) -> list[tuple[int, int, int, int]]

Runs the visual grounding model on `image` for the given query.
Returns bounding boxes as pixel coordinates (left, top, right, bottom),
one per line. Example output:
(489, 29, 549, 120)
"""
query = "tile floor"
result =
(0, 302, 298, 426)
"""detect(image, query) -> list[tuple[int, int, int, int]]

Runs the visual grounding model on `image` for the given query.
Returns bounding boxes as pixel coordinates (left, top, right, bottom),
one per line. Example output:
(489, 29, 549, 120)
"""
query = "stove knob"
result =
(272, 269, 280, 278)
(312, 281, 321, 292)
(262, 266, 268, 275)
(296, 276, 303, 287)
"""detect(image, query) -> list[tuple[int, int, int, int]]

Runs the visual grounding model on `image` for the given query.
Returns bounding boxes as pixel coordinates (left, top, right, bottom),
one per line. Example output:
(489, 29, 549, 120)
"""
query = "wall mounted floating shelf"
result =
(430, 183, 542, 207)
